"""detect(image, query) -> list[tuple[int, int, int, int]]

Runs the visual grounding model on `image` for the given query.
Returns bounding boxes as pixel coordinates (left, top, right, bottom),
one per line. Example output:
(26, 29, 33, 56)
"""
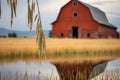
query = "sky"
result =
(0, 0, 120, 31)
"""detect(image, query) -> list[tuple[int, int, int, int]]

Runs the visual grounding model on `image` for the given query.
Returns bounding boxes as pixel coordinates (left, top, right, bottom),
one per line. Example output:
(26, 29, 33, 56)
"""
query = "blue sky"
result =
(0, 0, 120, 31)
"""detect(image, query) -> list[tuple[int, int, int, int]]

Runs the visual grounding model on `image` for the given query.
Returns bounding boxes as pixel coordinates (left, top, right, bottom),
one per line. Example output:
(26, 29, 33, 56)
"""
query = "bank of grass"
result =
(0, 38, 120, 62)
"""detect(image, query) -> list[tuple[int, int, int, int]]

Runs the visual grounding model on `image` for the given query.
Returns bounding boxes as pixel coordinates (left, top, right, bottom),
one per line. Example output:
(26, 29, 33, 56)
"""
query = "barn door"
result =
(72, 27, 78, 38)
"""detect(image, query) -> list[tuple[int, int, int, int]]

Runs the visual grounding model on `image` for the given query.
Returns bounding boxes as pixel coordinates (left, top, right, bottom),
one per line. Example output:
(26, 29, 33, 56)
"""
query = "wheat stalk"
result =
(0, 0, 46, 61)
(6, 0, 17, 27)
(27, 0, 35, 31)
(35, 0, 46, 61)
(27, 0, 46, 61)
(0, 0, 1, 18)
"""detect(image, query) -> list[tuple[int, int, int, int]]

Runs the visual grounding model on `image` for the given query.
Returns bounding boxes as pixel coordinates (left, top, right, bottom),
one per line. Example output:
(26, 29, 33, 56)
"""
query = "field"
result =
(0, 38, 120, 62)
(0, 38, 120, 79)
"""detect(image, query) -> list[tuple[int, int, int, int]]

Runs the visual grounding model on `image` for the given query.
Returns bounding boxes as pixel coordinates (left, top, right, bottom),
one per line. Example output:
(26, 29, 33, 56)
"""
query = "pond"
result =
(89, 59, 120, 80)
(0, 58, 120, 80)
(0, 60, 60, 80)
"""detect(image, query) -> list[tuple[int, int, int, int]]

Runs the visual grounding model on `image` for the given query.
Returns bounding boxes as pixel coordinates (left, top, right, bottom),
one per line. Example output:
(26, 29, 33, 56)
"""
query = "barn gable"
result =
(52, 0, 116, 29)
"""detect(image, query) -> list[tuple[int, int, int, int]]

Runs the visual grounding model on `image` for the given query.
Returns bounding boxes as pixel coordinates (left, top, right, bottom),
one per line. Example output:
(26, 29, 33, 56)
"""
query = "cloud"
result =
(106, 12, 120, 17)
(0, 0, 120, 31)
(90, 0, 120, 5)
(39, 0, 69, 13)
(107, 14, 120, 27)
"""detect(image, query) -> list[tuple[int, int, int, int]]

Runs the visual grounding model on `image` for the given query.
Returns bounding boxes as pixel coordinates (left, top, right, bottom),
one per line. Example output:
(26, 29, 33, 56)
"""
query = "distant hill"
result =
(0, 28, 49, 38)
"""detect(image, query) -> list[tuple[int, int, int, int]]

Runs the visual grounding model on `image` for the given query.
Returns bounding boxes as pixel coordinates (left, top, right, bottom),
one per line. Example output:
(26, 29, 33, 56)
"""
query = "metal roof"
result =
(80, 1, 117, 28)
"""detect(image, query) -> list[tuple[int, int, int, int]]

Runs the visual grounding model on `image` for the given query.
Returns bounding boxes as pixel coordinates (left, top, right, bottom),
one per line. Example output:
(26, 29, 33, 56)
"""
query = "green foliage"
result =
(8, 32, 17, 37)
(0, 35, 7, 38)
(49, 30, 52, 37)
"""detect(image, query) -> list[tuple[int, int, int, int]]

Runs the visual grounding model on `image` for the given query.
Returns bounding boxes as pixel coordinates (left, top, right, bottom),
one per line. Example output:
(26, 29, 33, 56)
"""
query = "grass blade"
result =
(34, 14, 38, 21)
(10, 0, 13, 27)
(13, 0, 16, 17)
(16, 0, 17, 5)
(35, 0, 46, 60)
(27, 0, 30, 26)
(0, 0, 1, 18)
(7, 0, 9, 5)
(32, 0, 35, 12)
(50, 70, 53, 80)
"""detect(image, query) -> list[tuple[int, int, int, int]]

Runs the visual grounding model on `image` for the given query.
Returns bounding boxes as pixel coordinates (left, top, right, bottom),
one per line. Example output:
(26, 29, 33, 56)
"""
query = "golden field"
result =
(0, 38, 120, 80)
(0, 38, 120, 62)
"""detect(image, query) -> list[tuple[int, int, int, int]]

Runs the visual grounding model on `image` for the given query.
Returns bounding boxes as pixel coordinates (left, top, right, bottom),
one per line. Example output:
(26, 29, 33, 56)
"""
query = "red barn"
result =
(52, 0, 117, 38)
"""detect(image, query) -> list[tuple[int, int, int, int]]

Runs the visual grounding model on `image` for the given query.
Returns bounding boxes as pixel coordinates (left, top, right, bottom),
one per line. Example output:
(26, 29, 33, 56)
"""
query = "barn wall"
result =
(52, 1, 100, 38)
(52, 21, 100, 38)
(52, 0, 117, 38)
(99, 25, 117, 38)
(57, 1, 94, 22)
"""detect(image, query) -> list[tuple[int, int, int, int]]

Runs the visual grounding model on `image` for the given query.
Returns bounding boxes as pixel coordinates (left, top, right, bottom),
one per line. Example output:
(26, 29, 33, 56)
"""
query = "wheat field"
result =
(0, 38, 120, 80)
(0, 38, 120, 62)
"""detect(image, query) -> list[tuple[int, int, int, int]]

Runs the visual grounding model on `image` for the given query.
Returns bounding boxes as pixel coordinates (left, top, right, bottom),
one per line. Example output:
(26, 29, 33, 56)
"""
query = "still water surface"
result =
(89, 59, 120, 80)
(0, 59, 120, 80)
(0, 60, 60, 80)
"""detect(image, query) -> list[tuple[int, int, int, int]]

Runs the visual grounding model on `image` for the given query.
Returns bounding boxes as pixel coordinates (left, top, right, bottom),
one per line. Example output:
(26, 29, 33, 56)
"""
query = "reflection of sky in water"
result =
(90, 59, 120, 80)
(0, 61, 60, 80)
(106, 59, 120, 71)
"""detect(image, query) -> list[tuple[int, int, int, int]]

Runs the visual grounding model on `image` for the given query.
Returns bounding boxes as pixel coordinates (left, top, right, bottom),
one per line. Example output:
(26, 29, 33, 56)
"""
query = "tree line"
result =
(0, 32, 17, 38)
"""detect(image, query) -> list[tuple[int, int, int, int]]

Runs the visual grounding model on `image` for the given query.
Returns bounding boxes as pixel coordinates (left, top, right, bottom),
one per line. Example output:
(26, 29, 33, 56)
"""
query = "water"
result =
(0, 60, 60, 80)
(1, 59, 120, 80)
(89, 59, 120, 80)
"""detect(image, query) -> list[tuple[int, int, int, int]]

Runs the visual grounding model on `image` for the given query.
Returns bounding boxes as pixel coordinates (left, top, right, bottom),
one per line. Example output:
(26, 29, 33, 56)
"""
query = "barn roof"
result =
(80, 1, 117, 28)
(52, 0, 117, 28)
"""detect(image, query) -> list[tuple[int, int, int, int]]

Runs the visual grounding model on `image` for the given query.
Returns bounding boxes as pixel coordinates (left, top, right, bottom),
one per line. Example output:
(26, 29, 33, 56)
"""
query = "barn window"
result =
(73, 12, 78, 17)
(73, 1, 78, 7)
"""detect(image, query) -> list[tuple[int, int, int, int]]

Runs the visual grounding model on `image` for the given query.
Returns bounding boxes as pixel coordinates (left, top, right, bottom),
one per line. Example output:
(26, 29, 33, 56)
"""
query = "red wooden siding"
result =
(52, 0, 117, 38)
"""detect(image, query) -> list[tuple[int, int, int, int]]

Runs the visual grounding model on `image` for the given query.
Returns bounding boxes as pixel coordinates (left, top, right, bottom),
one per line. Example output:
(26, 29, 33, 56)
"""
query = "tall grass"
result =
(53, 60, 108, 80)
(0, 38, 120, 80)
(0, 38, 120, 62)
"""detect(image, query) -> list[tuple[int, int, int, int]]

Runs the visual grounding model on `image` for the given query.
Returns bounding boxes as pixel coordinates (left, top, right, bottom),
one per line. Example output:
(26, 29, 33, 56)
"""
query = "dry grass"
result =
(0, 38, 120, 62)
(0, 38, 38, 58)
(53, 60, 105, 80)
(46, 38, 120, 50)
(0, 38, 120, 79)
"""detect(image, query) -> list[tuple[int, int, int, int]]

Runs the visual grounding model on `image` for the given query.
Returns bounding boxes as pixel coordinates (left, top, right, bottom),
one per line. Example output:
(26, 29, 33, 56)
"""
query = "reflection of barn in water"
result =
(52, 0, 117, 38)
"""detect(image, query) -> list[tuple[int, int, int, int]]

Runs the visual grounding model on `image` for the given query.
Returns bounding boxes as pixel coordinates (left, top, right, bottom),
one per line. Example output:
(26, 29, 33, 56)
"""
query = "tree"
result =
(117, 32, 120, 38)
(8, 33, 12, 37)
(12, 32, 17, 37)
(8, 32, 17, 37)
(0, 35, 7, 38)
(0, 0, 46, 60)
(49, 30, 52, 37)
